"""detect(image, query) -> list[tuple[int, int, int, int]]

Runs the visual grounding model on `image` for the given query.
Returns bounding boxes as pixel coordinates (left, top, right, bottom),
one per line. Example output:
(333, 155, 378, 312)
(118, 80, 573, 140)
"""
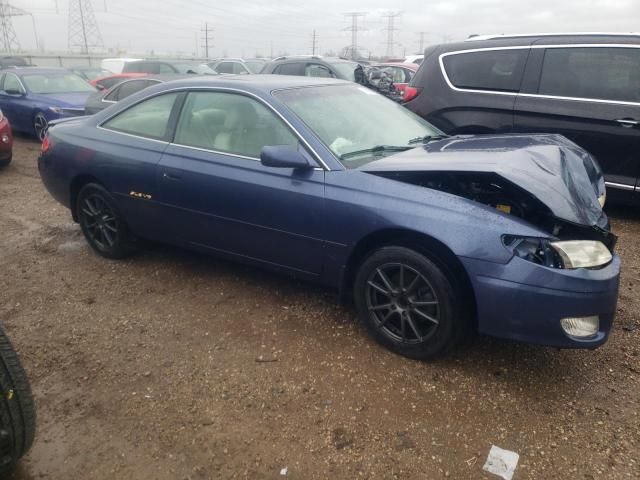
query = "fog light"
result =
(561, 316, 599, 338)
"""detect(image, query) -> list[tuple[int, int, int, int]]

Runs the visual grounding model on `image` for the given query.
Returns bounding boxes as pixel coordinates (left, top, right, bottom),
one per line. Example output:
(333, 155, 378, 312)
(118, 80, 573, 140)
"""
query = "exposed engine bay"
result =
(370, 170, 617, 250)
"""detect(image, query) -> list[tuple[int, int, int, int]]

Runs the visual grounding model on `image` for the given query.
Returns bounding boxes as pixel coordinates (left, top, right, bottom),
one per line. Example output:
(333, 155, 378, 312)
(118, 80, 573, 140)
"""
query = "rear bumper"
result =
(461, 255, 620, 348)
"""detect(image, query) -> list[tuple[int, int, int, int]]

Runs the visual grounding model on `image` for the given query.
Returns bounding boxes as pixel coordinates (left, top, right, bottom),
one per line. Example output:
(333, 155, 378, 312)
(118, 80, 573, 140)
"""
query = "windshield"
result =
(328, 61, 359, 81)
(276, 84, 441, 168)
(22, 73, 96, 94)
(173, 63, 216, 74)
(245, 61, 265, 73)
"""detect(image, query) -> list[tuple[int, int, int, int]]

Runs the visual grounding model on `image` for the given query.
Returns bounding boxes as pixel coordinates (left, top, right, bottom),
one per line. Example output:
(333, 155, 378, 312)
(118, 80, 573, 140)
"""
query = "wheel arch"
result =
(340, 228, 477, 327)
(69, 174, 102, 222)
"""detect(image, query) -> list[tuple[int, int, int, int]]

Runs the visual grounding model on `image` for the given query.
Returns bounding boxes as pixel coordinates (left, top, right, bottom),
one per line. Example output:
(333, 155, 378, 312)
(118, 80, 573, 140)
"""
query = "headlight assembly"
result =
(503, 236, 612, 269)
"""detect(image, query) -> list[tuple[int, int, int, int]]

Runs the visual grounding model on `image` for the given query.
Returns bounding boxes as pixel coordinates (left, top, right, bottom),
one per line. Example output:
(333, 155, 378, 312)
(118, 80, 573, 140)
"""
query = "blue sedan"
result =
(38, 75, 620, 359)
(0, 67, 95, 140)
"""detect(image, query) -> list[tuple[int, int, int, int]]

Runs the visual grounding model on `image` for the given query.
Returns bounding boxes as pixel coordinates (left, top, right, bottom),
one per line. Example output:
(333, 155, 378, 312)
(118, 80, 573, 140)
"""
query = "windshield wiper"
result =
(407, 134, 449, 145)
(340, 145, 412, 160)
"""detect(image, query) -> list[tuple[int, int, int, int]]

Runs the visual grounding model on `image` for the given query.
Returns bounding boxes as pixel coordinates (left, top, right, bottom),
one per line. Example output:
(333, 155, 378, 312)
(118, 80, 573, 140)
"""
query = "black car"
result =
(122, 60, 216, 75)
(262, 56, 364, 82)
(404, 33, 640, 204)
(0, 56, 29, 69)
(84, 74, 185, 115)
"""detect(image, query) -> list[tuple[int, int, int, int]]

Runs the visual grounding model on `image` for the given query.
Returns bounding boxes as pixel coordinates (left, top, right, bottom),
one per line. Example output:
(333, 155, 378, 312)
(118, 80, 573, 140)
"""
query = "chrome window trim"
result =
(439, 44, 640, 106)
(605, 181, 636, 192)
(167, 142, 324, 171)
(98, 85, 330, 170)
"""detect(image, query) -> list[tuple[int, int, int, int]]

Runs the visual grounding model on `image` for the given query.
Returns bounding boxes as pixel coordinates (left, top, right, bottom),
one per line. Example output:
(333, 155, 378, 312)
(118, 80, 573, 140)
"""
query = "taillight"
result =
(403, 86, 422, 102)
(41, 134, 50, 153)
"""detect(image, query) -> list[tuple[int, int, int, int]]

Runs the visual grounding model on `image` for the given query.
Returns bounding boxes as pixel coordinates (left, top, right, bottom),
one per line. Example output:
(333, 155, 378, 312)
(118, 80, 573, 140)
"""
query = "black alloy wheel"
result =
(33, 113, 48, 142)
(77, 183, 135, 259)
(354, 246, 467, 359)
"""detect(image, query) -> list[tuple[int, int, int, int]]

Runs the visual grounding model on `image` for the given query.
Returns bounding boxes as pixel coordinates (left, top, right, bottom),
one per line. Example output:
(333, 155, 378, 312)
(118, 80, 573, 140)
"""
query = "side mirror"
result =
(4, 88, 24, 96)
(261, 146, 312, 169)
(96, 84, 106, 91)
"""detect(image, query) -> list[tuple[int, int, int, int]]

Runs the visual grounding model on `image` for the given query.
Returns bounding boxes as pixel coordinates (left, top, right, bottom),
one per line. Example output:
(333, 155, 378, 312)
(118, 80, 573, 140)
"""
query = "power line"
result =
(0, 1, 37, 53)
(310, 29, 317, 55)
(417, 31, 427, 53)
(201, 22, 213, 59)
(68, 0, 104, 53)
(343, 11, 366, 60)
(381, 11, 401, 58)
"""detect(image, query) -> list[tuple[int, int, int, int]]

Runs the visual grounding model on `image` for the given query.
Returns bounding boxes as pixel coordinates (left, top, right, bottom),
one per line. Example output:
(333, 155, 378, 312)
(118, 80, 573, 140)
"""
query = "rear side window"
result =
(305, 64, 333, 78)
(539, 47, 640, 103)
(216, 62, 234, 74)
(103, 93, 178, 140)
(273, 63, 305, 76)
(114, 79, 157, 101)
(443, 49, 528, 92)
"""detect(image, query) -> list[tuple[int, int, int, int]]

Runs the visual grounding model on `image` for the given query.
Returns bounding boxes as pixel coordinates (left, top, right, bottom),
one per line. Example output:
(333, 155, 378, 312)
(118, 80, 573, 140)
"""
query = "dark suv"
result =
(262, 56, 363, 82)
(405, 34, 640, 204)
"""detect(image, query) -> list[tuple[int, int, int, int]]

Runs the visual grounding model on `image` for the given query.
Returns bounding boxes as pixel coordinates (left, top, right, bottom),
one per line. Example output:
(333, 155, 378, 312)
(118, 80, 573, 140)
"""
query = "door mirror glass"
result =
(260, 146, 311, 169)
(4, 88, 24, 96)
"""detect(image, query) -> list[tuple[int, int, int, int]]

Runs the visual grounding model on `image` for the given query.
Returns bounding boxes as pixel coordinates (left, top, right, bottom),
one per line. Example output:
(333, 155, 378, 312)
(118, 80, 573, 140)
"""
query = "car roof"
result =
(4, 67, 71, 75)
(137, 74, 349, 93)
(443, 33, 640, 51)
(374, 62, 418, 70)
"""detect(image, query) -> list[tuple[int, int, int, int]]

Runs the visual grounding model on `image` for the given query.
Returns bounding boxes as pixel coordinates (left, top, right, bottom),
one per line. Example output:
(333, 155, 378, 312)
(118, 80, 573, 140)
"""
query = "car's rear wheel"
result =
(77, 183, 136, 259)
(0, 324, 36, 475)
(354, 246, 467, 360)
(33, 113, 48, 142)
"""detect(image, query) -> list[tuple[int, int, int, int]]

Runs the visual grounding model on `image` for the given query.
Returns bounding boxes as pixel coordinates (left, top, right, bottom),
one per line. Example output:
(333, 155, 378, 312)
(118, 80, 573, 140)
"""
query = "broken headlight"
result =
(502, 237, 612, 269)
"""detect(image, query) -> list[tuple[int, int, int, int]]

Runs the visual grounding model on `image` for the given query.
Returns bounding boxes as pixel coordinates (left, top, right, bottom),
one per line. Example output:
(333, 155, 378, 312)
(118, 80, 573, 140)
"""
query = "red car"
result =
(373, 62, 418, 93)
(90, 73, 148, 91)
(0, 110, 13, 167)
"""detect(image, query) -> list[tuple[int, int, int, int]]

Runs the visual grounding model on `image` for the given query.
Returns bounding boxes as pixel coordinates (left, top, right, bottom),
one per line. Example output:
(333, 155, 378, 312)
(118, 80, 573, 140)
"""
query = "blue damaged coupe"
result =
(38, 75, 620, 359)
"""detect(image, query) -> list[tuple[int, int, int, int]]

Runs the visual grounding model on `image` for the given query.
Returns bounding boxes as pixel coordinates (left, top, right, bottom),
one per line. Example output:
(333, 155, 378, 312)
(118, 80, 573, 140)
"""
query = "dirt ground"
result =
(0, 136, 638, 480)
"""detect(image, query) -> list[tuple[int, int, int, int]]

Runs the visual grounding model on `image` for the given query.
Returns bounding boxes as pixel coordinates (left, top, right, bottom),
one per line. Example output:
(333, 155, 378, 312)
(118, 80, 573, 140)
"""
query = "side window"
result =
(174, 91, 298, 158)
(104, 84, 122, 101)
(103, 93, 179, 140)
(232, 63, 250, 75)
(305, 64, 334, 78)
(98, 77, 120, 90)
(443, 49, 528, 92)
(216, 62, 234, 74)
(158, 63, 174, 74)
(3, 74, 23, 93)
(274, 63, 304, 76)
(114, 80, 151, 100)
(539, 47, 640, 103)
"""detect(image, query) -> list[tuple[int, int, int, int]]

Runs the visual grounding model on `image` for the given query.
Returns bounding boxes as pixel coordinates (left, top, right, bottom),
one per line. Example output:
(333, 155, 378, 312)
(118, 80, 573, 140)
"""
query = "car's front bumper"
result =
(461, 254, 620, 348)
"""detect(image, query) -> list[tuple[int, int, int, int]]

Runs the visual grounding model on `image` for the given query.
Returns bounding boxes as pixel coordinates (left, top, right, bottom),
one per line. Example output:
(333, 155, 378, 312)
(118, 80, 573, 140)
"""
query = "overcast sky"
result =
(9, 0, 640, 58)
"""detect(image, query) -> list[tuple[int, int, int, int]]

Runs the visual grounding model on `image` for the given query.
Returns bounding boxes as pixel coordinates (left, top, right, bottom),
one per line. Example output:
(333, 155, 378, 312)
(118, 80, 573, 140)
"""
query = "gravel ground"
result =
(0, 136, 638, 479)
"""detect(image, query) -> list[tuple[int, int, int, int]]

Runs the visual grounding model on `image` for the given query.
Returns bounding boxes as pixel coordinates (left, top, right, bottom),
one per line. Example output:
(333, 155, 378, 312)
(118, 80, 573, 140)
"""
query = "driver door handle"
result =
(162, 172, 182, 181)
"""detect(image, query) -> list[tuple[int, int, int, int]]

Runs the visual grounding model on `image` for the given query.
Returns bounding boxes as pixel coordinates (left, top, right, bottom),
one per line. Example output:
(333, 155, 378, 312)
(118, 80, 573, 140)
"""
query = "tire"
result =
(77, 183, 136, 259)
(33, 112, 48, 142)
(0, 155, 10, 168)
(354, 246, 468, 360)
(0, 325, 36, 475)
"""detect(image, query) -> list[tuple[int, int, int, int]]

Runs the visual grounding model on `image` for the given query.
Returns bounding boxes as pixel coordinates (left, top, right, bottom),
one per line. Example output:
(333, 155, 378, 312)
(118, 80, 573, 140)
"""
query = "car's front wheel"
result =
(354, 246, 468, 360)
(77, 183, 136, 259)
(33, 112, 48, 141)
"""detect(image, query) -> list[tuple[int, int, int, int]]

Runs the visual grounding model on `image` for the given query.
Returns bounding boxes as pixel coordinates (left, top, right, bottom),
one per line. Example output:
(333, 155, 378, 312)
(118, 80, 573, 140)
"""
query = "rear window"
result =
(538, 47, 640, 103)
(442, 49, 528, 92)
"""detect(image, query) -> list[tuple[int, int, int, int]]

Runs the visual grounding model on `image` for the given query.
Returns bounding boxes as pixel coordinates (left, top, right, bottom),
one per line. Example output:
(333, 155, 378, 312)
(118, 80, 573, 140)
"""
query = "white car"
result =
(100, 58, 142, 74)
(403, 55, 424, 65)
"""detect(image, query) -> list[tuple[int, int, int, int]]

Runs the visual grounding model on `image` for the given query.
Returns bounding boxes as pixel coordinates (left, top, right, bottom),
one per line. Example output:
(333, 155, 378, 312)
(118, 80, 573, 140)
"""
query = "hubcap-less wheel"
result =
(34, 113, 48, 141)
(366, 262, 440, 344)
(80, 194, 119, 251)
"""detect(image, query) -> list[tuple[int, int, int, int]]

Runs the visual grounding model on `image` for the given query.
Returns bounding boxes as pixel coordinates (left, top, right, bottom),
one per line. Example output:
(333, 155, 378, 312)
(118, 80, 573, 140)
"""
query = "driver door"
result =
(157, 90, 326, 276)
(0, 73, 29, 132)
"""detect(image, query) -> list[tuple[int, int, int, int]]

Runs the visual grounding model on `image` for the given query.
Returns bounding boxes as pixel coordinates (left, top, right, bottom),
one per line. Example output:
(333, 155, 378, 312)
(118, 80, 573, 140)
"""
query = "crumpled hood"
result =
(360, 134, 605, 227)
